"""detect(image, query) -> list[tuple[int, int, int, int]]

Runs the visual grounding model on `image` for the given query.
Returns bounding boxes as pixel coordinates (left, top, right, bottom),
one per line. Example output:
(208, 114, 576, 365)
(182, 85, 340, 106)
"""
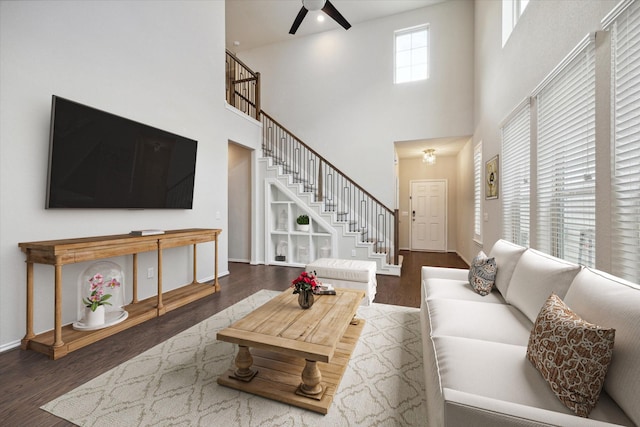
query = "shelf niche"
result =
(266, 180, 335, 267)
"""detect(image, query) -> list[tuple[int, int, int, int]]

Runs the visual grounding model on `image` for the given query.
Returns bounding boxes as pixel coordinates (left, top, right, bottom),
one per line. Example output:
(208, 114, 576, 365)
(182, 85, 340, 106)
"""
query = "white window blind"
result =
(395, 25, 429, 84)
(474, 142, 483, 242)
(535, 36, 596, 267)
(501, 102, 531, 246)
(610, 0, 640, 283)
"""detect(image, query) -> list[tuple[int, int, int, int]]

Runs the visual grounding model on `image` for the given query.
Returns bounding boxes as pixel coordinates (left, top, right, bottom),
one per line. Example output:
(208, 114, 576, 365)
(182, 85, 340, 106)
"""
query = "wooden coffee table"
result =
(217, 288, 365, 414)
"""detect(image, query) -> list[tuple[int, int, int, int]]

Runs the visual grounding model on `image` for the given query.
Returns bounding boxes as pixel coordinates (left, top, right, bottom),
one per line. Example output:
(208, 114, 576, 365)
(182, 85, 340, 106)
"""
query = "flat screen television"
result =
(46, 96, 197, 209)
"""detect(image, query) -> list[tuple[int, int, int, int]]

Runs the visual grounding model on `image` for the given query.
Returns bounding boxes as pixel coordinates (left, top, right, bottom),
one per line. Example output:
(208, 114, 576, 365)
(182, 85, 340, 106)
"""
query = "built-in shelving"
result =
(266, 180, 334, 267)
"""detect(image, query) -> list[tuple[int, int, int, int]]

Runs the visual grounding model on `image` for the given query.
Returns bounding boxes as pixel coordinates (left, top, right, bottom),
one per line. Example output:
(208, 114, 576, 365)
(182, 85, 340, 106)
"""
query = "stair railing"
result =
(226, 50, 261, 120)
(261, 112, 399, 265)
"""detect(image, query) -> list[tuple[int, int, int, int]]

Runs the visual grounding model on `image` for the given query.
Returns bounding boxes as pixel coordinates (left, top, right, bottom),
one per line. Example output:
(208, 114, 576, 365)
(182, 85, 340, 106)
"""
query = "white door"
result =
(410, 180, 447, 251)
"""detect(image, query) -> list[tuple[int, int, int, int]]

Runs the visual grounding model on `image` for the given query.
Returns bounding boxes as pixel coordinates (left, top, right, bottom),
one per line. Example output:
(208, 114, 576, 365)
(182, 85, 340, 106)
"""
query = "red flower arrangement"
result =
(291, 271, 320, 294)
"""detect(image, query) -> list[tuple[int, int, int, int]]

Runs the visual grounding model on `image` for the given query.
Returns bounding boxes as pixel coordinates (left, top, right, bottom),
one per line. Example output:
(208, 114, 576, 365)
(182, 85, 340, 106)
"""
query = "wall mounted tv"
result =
(46, 96, 197, 209)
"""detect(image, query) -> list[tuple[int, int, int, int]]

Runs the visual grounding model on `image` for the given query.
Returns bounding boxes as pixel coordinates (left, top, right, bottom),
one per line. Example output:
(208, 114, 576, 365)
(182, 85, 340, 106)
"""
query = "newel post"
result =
(394, 209, 399, 265)
(255, 72, 261, 120)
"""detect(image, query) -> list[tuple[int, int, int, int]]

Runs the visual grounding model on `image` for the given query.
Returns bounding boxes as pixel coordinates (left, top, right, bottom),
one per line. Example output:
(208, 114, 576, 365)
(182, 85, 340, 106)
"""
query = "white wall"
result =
(0, 1, 228, 350)
(457, 0, 620, 263)
(236, 1, 474, 209)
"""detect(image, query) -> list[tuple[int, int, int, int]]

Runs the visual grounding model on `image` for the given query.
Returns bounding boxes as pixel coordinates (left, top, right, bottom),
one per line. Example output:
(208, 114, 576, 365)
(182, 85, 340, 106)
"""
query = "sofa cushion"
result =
(431, 336, 634, 426)
(425, 277, 506, 304)
(527, 293, 615, 417)
(428, 298, 532, 346)
(564, 268, 640, 426)
(488, 239, 527, 296)
(468, 251, 497, 296)
(506, 249, 581, 322)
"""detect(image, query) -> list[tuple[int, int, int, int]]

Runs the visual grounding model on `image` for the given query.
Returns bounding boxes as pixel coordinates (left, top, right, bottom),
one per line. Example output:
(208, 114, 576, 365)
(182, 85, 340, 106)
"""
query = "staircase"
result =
(226, 50, 400, 275)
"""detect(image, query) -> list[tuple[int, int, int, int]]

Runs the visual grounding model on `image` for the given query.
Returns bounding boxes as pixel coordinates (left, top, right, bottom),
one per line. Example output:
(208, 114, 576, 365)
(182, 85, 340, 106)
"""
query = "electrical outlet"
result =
(351, 249, 356, 257)
(147, 267, 154, 279)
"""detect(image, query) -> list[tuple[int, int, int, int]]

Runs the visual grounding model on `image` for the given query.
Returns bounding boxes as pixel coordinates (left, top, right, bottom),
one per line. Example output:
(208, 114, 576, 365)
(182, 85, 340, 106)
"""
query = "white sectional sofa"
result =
(420, 240, 640, 427)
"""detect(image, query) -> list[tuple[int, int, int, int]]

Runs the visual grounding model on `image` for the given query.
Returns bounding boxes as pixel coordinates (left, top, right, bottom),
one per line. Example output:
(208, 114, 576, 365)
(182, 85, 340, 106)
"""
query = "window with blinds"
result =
(501, 102, 531, 246)
(609, 0, 640, 283)
(535, 36, 596, 267)
(474, 142, 483, 243)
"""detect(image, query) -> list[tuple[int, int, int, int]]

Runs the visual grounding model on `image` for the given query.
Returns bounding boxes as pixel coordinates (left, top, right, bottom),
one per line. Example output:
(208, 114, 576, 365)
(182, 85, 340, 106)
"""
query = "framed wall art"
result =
(485, 155, 499, 199)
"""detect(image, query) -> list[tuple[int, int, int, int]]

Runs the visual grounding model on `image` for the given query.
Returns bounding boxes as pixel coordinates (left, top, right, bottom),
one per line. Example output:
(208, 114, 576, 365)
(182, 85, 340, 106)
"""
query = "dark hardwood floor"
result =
(0, 250, 467, 426)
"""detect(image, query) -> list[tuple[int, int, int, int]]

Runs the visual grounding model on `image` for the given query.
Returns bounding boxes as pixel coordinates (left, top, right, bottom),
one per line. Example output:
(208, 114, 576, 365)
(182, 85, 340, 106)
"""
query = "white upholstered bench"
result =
(305, 258, 377, 306)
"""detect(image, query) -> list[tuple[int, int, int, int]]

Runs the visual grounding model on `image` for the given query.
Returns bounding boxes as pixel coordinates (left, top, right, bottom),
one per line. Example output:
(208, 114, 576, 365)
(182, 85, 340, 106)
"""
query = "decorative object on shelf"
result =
(296, 214, 310, 232)
(276, 240, 288, 261)
(74, 261, 128, 331)
(319, 239, 331, 258)
(83, 271, 120, 311)
(291, 271, 319, 309)
(277, 208, 288, 231)
(297, 245, 309, 264)
(423, 149, 436, 165)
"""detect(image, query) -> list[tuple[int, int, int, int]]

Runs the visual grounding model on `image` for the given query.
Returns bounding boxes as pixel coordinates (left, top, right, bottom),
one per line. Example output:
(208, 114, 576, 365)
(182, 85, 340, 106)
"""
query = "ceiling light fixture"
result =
(303, 0, 326, 11)
(423, 149, 436, 165)
(317, 14, 325, 22)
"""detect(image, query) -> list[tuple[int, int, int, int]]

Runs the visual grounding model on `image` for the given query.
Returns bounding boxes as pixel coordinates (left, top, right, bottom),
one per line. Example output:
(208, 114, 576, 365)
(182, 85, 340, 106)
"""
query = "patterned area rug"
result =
(42, 290, 426, 426)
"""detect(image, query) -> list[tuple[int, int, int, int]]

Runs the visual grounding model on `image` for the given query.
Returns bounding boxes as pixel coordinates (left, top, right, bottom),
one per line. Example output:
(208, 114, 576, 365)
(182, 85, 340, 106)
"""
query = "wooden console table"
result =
(19, 228, 222, 359)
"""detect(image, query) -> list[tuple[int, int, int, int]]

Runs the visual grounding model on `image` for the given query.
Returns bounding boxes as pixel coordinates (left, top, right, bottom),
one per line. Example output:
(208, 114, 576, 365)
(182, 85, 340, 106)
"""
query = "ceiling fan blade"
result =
(289, 6, 309, 34)
(322, 0, 351, 30)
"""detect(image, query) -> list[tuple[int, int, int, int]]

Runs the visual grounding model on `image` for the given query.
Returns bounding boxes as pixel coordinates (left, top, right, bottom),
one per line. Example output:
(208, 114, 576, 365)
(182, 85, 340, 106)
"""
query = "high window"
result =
(394, 24, 429, 84)
(535, 36, 596, 267)
(608, 0, 640, 283)
(502, 0, 530, 46)
(474, 141, 483, 243)
(501, 101, 531, 246)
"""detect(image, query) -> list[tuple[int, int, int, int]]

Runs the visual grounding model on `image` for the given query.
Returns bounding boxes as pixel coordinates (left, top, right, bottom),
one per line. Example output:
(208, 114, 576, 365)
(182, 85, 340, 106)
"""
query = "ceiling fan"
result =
(289, 0, 352, 35)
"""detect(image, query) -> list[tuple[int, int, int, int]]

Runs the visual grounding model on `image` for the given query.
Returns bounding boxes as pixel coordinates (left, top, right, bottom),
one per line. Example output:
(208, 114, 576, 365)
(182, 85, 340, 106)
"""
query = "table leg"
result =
(299, 359, 324, 397)
(231, 345, 258, 382)
(156, 241, 165, 315)
(132, 253, 138, 304)
(214, 234, 220, 292)
(53, 263, 64, 348)
(192, 243, 198, 285)
(21, 259, 35, 349)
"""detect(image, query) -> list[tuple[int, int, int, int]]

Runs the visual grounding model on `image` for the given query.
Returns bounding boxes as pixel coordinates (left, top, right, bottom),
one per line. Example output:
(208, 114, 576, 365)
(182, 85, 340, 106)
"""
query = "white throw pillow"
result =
(488, 239, 527, 296)
(506, 248, 581, 323)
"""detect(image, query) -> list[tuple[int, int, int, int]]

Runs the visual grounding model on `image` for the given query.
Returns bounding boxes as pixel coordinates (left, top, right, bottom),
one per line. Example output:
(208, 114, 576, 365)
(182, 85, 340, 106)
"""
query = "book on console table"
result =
(130, 229, 165, 236)
(314, 283, 336, 295)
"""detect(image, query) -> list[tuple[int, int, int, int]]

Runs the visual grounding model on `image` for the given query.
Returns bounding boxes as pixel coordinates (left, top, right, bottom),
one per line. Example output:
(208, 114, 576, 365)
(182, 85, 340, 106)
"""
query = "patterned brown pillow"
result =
(526, 293, 615, 417)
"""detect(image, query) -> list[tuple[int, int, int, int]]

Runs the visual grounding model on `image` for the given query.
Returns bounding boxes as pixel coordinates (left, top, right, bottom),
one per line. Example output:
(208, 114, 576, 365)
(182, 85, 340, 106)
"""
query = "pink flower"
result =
(290, 271, 320, 294)
(83, 274, 118, 311)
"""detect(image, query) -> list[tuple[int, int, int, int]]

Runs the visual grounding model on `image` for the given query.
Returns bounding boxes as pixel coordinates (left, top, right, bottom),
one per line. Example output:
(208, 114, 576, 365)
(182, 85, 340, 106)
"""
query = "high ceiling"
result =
(226, 0, 446, 52)
(226, 0, 466, 159)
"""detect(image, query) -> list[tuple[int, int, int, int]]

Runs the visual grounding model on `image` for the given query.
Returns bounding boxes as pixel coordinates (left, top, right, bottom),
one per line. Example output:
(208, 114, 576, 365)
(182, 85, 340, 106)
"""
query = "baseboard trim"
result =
(0, 339, 21, 354)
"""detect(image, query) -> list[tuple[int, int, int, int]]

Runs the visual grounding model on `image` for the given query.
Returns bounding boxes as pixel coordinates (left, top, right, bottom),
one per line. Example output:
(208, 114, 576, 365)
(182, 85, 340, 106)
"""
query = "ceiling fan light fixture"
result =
(423, 149, 436, 165)
(303, 0, 326, 11)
